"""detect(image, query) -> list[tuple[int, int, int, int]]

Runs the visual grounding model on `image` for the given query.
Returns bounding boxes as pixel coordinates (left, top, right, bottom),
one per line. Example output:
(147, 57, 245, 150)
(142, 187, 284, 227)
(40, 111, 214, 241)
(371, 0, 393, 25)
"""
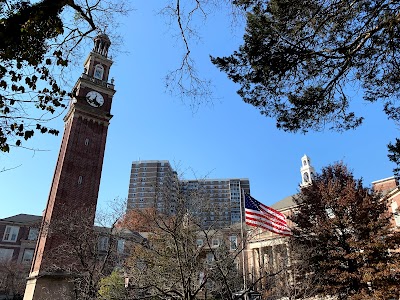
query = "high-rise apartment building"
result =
(127, 160, 179, 214)
(181, 178, 250, 228)
(126, 160, 250, 228)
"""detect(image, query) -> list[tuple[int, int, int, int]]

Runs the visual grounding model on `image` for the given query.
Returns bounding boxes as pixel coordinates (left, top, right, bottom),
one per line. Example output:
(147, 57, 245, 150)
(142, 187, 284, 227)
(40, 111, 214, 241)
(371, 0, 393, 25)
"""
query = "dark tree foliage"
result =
(0, 0, 68, 152)
(388, 138, 400, 177)
(213, 0, 400, 133)
(290, 163, 400, 300)
(0, 0, 126, 152)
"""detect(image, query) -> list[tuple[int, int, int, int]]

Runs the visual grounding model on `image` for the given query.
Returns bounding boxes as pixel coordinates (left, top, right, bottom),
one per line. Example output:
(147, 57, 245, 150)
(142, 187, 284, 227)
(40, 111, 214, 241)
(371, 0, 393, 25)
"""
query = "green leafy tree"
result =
(290, 162, 400, 299)
(98, 270, 126, 300)
(211, 0, 400, 170)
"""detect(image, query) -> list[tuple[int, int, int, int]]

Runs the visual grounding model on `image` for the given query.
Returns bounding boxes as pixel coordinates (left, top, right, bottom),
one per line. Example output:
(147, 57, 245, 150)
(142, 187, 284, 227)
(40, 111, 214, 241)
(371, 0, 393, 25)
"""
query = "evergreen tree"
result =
(211, 0, 400, 172)
(290, 162, 400, 299)
(212, 0, 400, 133)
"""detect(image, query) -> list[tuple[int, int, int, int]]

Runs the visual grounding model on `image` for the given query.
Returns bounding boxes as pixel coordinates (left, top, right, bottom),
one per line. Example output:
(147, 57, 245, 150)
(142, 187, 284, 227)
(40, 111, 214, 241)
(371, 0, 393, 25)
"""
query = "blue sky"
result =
(0, 2, 398, 219)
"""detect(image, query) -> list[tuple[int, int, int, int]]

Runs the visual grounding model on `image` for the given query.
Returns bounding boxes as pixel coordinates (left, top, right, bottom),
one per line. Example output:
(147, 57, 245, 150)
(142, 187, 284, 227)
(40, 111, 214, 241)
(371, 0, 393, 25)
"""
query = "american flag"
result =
(244, 194, 292, 236)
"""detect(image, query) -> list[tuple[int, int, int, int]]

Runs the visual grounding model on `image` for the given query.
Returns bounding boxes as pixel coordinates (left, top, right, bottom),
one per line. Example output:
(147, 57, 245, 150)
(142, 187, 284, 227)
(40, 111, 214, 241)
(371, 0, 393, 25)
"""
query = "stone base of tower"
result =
(23, 272, 76, 300)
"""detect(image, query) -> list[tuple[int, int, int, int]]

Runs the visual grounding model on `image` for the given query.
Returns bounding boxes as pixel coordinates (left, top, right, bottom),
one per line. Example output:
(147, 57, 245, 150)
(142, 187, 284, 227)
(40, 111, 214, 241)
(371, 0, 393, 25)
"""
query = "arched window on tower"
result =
(303, 172, 310, 183)
(93, 64, 104, 80)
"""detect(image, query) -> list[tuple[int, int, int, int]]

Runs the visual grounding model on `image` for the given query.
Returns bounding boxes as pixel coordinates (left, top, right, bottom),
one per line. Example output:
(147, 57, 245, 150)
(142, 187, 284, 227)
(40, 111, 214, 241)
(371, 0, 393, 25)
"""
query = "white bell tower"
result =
(300, 154, 315, 187)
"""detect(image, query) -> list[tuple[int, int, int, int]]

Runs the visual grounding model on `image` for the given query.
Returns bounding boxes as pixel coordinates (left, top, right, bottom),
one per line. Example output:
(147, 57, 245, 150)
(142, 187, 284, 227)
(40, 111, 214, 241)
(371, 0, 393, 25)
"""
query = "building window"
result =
(84, 138, 89, 146)
(0, 248, 13, 261)
(98, 236, 109, 251)
(326, 208, 335, 219)
(229, 236, 238, 251)
(28, 228, 39, 240)
(212, 238, 219, 247)
(78, 176, 83, 185)
(231, 213, 240, 221)
(206, 252, 215, 263)
(3, 225, 19, 242)
(196, 239, 203, 247)
(22, 249, 34, 264)
(303, 172, 310, 183)
(117, 239, 125, 254)
(93, 64, 104, 80)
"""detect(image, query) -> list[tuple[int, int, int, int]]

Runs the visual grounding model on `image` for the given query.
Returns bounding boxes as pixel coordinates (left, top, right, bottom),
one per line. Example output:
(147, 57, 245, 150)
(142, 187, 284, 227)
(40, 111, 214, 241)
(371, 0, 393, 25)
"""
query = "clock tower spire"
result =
(24, 33, 116, 300)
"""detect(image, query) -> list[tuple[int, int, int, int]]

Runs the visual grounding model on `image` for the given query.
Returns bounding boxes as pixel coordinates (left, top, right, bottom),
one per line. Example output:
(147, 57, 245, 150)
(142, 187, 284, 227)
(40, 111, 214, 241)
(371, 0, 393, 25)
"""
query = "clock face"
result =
(86, 91, 104, 107)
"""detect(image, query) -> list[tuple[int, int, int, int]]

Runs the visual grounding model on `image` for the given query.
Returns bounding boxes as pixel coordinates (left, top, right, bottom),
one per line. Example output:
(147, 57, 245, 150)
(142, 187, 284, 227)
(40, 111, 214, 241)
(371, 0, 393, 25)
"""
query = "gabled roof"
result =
(0, 214, 41, 224)
(271, 195, 297, 211)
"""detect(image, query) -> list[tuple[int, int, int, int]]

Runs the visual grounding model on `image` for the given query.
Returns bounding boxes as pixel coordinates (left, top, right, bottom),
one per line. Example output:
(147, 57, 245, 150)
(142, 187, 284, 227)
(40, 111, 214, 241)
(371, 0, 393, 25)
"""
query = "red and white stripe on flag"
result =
(244, 194, 292, 236)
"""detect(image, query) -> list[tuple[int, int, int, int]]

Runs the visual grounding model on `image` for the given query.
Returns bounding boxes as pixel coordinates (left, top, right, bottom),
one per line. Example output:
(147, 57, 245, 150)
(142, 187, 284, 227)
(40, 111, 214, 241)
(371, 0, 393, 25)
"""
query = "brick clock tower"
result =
(24, 34, 116, 300)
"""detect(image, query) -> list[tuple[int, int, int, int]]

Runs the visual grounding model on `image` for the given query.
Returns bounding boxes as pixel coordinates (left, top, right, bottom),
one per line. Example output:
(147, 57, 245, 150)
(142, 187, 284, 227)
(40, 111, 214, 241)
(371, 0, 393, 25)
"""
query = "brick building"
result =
(0, 214, 41, 298)
(0, 214, 41, 266)
(372, 176, 400, 228)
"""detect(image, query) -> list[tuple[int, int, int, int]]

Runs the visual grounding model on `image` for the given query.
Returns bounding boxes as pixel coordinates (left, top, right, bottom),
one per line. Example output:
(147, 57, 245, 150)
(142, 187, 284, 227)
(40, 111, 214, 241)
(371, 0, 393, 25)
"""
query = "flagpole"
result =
(239, 188, 247, 295)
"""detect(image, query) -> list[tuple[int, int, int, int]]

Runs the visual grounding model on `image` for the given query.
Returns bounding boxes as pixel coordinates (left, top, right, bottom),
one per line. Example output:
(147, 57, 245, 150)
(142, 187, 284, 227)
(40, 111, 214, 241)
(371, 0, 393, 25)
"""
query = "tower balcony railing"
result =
(80, 73, 115, 89)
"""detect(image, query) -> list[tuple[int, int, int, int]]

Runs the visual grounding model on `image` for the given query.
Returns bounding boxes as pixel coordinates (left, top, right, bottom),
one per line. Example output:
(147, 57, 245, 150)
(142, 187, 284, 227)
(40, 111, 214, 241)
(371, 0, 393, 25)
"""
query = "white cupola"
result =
(300, 154, 315, 187)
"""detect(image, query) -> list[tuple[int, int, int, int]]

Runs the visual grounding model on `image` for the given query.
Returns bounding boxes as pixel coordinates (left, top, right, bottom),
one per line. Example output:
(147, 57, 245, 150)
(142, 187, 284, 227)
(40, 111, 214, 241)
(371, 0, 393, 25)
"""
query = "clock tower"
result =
(24, 34, 116, 300)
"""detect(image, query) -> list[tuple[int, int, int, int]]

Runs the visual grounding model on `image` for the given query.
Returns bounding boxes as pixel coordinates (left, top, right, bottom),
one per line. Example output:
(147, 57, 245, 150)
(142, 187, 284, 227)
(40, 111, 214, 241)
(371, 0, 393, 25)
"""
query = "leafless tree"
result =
(0, 0, 130, 152)
(160, 0, 245, 110)
(119, 182, 268, 300)
(36, 200, 128, 300)
(261, 240, 321, 300)
(0, 260, 27, 299)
